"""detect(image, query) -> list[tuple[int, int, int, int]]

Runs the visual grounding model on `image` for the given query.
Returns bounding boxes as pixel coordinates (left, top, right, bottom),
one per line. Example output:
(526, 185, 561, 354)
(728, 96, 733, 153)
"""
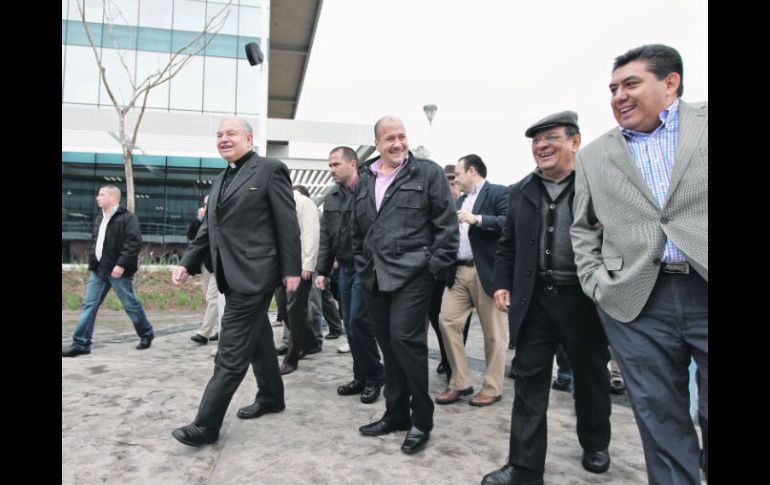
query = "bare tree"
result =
(76, 0, 232, 212)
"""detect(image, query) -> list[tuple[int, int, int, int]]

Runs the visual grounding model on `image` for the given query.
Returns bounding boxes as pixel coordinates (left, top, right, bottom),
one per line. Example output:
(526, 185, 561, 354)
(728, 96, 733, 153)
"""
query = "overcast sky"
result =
(294, 0, 708, 184)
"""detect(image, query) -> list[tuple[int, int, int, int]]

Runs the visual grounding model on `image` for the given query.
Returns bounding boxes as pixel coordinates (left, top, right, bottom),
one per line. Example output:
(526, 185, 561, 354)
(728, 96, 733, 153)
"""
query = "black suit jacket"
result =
(446, 181, 509, 296)
(352, 153, 458, 292)
(493, 173, 575, 334)
(181, 152, 301, 295)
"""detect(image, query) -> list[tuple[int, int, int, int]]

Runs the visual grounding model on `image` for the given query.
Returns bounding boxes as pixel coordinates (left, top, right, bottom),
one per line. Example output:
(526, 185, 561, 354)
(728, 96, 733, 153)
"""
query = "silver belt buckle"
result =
(662, 262, 690, 274)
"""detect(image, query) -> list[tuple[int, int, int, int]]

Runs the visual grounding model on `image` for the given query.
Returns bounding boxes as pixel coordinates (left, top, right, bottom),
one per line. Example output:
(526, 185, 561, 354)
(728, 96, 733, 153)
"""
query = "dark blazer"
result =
(181, 152, 301, 295)
(88, 205, 142, 277)
(352, 153, 459, 292)
(494, 173, 574, 335)
(446, 181, 509, 296)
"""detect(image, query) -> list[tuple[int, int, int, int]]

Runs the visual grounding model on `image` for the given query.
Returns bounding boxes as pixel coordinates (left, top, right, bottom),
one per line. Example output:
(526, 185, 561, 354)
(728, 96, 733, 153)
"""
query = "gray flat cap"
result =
(525, 111, 579, 138)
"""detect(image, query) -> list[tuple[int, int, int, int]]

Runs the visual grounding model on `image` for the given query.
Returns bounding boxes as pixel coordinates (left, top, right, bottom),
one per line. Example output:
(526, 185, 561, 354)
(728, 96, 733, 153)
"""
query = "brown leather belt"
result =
(457, 260, 475, 267)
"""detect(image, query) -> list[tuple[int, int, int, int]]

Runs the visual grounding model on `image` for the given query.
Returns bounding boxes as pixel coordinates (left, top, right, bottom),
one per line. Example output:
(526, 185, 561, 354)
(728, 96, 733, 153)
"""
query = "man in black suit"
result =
(435, 154, 509, 407)
(481, 112, 611, 485)
(352, 116, 458, 454)
(170, 117, 301, 447)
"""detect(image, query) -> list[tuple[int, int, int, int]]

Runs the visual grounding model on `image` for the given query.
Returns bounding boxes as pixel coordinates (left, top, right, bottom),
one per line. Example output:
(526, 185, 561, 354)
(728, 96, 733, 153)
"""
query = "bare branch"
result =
(76, 0, 122, 118)
(102, 0, 137, 93)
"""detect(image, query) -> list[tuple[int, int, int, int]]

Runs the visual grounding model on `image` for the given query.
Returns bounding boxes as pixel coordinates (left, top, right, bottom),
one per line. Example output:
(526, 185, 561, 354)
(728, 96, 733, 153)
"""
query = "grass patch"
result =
(63, 267, 205, 312)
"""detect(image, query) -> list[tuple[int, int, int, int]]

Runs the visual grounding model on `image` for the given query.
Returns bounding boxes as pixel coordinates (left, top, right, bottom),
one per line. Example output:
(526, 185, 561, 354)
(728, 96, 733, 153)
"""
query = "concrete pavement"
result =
(62, 310, 655, 484)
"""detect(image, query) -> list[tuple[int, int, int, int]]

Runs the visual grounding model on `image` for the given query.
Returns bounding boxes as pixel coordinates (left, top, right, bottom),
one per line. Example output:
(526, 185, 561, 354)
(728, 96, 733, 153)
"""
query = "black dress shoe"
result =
(275, 344, 288, 356)
(209, 333, 218, 341)
(304, 345, 322, 355)
(610, 379, 626, 395)
(360, 383, 381, 404)
(279, 362, 297, 375)
(400, 426, 430, 454)
(359, 418, 411, 436)
(236, 401, 286, 420)
(324, 332, 341, 340)
(136, 337, 153, 350)
(582, 448, 610, 473)
(436, 361, 449, 374)
(481, 464, 544, 485)
(191, 334, 208, 344)
(337, 379, 365, 396)
(62, 346, 90, 357)
(171, 424, 219, 447)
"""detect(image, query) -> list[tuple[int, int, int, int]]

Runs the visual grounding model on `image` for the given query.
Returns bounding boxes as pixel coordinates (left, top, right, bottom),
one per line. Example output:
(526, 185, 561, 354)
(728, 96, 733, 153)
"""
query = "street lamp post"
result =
(423, 104, 437, 157)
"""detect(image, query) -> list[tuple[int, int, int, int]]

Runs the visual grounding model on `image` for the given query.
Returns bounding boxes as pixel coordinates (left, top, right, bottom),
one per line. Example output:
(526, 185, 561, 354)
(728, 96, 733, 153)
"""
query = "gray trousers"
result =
(597, 271, 708, 485)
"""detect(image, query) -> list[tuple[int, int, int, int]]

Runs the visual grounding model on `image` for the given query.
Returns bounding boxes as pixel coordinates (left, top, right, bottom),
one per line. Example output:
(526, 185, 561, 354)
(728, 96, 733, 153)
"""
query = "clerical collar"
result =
(228, 151, 252, 170)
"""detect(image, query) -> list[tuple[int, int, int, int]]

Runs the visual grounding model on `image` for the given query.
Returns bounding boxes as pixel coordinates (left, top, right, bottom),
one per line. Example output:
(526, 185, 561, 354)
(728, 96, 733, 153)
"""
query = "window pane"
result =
(105, 0, 139, 27)
(98, 47, 137, 106)
(236, 58, 259, 114)
(173, 0, 205, 31)
(139, 0, 173, 29)
(136, 51, 171, 108)
(169, 54, 203, 111)
(62, 45, 101, 104)
(203, 56, 236, 113)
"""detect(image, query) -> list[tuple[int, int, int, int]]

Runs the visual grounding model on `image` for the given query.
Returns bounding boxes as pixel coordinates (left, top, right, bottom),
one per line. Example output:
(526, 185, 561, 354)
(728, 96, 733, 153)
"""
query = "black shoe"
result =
(359, 418, 411, 437)
(62, 346, 90, 358)
(137, 337, 153, 350)
(279, 362, 297, 375)
(190, 334, 208, 344)
(324, 332, 341, 340)
(236, 401, 286, 420)
(171, 424, 219, 447)
(436, 361, 449, 374)
(275, 344, 288, 356)
(481, 464, 543, 485)
(401, 426, 430, 454)
(610, 379, 626, 395)
(360, 384, 381, 404)
(209, 333, 219, 341)
(582, 448, 610, 473)
(337, 379, 365, 396)
(304, 345, 322, 355)
(551, 376, 572, 392)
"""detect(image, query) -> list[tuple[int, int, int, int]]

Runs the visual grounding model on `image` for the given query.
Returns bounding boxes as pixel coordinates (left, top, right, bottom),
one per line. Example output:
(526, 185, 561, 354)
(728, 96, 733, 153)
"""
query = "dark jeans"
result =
(275, 278, 313, 366)
(598, 272, 708, 485)
(194, 290, 283, 431)
(508, 283, 611, 475)
(339, 265, 384, 385)
(428, 278, 470, 368)
(363, 272, 435, 432)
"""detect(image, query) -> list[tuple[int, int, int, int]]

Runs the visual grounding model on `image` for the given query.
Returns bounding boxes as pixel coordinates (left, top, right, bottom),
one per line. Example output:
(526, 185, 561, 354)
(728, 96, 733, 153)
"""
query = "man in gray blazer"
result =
(170, 117, 302, 447)
(571, 45, 707, 484)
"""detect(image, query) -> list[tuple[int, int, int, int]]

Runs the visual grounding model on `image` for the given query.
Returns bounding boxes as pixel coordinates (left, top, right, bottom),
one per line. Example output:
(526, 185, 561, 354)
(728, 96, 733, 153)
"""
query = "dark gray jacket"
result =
(316, 183, 355, 276)
(88, 206, 142, 277)
(352, 153, 459, 292)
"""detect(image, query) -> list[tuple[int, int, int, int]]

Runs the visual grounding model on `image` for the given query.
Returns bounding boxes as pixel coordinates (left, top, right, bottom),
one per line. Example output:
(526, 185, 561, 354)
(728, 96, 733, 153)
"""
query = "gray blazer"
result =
(571, 100, 708, 323)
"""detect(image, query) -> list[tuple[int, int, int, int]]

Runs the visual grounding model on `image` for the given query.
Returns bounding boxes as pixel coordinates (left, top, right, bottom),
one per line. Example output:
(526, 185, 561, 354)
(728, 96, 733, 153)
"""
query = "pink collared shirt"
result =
(371, 158, 407, 211)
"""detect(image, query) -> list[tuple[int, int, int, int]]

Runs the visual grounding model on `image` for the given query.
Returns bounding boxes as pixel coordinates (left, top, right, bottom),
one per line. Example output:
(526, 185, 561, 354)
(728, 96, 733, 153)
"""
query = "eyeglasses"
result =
(531, 134, 566, 145)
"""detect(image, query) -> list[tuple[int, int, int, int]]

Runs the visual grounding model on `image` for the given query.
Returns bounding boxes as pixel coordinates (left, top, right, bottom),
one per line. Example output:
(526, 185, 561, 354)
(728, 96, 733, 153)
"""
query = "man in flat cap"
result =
(481, 111, 612, 485)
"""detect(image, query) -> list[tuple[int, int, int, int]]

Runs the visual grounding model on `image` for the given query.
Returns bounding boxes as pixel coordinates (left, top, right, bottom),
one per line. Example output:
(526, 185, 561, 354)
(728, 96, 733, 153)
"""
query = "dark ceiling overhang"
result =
(268, 0, 323, 119)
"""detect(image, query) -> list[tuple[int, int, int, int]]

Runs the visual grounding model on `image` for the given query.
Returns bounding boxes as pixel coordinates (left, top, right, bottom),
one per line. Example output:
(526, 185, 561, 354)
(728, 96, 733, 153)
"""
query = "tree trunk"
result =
(123, 147, 135, 213)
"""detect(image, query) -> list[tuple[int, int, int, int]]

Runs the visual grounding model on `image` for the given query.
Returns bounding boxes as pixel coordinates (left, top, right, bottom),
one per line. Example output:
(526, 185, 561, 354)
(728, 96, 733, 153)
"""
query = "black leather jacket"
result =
(317, 183, 356, 276)
(88, 206, 142, 277)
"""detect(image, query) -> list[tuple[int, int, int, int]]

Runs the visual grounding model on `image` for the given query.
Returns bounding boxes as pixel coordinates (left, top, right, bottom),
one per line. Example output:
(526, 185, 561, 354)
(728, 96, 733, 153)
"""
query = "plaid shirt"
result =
(621, 99, 686, 263)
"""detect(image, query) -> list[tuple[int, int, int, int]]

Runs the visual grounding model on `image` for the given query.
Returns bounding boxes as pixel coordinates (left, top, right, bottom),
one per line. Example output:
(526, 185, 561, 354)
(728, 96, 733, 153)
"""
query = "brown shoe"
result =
(469, 393, 502, 407)
(435, 386, 474, 404)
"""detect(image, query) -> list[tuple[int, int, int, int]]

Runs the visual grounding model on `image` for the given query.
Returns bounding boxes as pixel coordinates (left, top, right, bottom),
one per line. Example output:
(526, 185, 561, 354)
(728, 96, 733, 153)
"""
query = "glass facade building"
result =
(61, 0, 269, 262)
